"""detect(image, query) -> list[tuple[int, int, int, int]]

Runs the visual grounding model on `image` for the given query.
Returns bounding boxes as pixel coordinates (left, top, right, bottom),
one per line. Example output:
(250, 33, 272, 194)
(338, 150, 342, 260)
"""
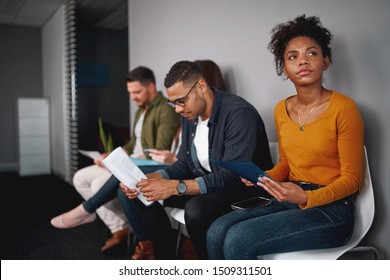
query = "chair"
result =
(260, 145, 381, 260)
(169, 207, 187, 254)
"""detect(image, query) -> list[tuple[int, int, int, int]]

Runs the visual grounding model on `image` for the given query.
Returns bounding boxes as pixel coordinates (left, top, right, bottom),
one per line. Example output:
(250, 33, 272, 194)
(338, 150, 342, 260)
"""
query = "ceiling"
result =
(0, 0, 128, 30)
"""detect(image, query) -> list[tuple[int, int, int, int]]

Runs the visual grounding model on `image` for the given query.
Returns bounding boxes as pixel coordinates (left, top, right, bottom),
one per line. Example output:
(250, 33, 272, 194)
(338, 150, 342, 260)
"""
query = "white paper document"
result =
(79, 149, 101, 160)
(102, 147, 152, 206)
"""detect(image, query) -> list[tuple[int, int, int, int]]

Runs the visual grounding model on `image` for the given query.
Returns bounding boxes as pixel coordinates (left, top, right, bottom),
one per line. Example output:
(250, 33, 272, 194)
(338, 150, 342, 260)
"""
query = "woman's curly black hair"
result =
(267, 15, 333, 77)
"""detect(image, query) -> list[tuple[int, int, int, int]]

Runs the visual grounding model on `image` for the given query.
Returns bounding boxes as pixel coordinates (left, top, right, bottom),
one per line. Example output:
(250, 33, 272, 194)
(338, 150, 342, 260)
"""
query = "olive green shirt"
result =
(122, 91, 180, 158)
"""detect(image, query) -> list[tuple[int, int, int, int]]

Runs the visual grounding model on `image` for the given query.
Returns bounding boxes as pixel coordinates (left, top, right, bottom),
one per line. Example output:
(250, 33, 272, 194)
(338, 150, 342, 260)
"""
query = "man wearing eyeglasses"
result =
(118, 60, 274, 260)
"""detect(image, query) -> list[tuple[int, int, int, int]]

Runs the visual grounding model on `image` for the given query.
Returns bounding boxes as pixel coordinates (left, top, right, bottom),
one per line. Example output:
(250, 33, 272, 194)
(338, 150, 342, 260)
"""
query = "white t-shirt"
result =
(171, 129, 182, 156)
(131, 111, 145, 157)
(194, 117, 211, 172)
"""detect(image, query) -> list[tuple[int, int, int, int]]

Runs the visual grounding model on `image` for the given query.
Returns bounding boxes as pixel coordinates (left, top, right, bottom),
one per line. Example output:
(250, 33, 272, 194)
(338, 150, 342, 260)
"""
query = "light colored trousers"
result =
(72, 165, 128, 233)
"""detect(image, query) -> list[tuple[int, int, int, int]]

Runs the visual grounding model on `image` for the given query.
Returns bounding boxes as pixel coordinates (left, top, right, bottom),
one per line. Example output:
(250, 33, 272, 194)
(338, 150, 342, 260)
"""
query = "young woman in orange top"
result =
(207, 14, 364, 259)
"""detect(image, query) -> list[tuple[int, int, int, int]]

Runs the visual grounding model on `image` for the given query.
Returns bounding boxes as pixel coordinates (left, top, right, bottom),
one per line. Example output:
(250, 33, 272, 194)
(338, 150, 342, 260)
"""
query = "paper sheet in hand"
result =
(79, 149, 101, 160)
(102, 147, 151, 206)
(212, 160, 272, 184)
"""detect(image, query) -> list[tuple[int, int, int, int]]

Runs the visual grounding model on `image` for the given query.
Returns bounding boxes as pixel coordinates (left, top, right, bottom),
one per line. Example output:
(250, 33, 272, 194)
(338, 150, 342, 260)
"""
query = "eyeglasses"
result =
(168, 80, 199, 108)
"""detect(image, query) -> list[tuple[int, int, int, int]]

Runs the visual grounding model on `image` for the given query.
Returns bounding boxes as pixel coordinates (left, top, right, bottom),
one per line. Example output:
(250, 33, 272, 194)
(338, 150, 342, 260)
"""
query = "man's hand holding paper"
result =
(102, 147, 151, 205)
(135, 178, 178, 202)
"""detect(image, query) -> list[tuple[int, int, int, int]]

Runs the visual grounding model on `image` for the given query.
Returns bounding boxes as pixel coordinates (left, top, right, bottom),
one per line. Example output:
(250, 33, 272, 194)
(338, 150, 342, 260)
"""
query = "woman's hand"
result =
(257, 177, 308, 205)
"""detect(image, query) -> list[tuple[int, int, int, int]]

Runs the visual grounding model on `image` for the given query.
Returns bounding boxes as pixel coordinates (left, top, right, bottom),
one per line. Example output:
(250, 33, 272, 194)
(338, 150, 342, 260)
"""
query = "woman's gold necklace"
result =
(297, 97, 321, 131)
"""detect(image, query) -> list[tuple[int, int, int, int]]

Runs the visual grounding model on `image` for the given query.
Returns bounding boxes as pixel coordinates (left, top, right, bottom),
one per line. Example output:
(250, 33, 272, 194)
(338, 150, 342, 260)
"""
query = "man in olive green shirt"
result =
(123, 88, 181, 157)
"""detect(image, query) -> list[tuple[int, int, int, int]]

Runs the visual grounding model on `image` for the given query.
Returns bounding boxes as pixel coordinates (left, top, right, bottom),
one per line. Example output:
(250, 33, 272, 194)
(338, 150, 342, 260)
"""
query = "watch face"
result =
(177, 181, 187, 195)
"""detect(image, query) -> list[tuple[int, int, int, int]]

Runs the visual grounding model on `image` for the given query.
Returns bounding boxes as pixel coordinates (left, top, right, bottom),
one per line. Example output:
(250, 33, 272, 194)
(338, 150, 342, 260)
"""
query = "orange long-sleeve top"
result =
(267, 91, 364, 209)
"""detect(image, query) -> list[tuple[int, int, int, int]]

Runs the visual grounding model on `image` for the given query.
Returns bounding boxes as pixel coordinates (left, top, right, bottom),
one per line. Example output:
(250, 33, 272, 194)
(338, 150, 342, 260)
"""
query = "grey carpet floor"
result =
(1, 172, 130, 260)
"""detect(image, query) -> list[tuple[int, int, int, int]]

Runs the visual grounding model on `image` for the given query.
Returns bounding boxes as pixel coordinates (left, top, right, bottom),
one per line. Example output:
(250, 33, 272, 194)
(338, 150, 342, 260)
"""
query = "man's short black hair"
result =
(164, 60, 203, 88)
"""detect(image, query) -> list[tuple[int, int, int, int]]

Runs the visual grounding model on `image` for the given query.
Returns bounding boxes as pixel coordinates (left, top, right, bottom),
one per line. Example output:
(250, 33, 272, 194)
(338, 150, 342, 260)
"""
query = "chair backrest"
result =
(261, 145, 375, 260)
(346, 146, 375, 248)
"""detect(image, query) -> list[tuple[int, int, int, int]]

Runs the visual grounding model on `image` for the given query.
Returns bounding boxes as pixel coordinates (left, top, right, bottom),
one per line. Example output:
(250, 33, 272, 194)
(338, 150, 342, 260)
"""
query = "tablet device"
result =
(211, 160, 272, 184)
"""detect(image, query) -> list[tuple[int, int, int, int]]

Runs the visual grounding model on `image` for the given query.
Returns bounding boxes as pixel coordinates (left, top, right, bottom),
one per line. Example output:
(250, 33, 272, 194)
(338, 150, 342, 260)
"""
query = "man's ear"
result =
(148, 82, 156, 92)
(197, 79, 207, 94)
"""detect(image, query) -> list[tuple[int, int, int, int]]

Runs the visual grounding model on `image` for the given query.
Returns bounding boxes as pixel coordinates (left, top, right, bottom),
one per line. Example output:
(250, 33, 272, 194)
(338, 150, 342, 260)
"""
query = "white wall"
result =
(128, 0, 390, 258)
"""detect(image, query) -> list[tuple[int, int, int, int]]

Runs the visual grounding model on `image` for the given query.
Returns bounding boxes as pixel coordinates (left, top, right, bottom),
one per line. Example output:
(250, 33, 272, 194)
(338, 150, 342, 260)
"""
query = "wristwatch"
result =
(176, 180, 187, 196)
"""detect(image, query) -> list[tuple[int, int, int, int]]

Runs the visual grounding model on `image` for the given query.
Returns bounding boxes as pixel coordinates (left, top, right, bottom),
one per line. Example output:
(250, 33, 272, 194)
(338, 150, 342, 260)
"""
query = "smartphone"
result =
(231, 196, 272, 210)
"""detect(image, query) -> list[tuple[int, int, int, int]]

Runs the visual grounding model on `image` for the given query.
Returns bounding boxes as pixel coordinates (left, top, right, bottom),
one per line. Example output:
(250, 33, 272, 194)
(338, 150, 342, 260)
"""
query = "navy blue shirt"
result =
(160, 87, 273, 193)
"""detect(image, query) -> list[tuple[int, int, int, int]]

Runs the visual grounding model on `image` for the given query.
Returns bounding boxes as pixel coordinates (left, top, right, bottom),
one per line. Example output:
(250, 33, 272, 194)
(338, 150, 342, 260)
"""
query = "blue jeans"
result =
(117, 189, 200, 259)
(117, 186, 268, 259)
(81, 164, 156, 213)
(82, 174, 119, 213)
(207, 183, 356, 260)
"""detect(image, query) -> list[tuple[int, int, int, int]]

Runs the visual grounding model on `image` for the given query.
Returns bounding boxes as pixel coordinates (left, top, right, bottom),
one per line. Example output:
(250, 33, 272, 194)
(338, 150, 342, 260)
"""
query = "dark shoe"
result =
(178, 235, 197, 260)
(132, 241, 155, 260)
(101, 228, 131, 253)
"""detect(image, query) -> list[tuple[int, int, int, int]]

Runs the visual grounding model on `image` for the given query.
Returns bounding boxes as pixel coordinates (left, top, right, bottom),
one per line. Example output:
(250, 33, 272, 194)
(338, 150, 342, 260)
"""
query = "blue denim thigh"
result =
(117, 188, 150, 240)
(83, 174, 119, 213)
(117, 188, 175, 243)
(207, 200, 289, 259)
(209, 195, 355, 260)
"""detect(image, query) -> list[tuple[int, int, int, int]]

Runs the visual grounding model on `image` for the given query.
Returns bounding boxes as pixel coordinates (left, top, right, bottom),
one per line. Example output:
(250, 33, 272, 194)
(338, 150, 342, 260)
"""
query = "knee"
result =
(222, 229, 242, 259)
(223, 226, 256, 259)
(206, 219, 222, 246)
(72, 169, 83, 189)
(207, 214, 235, 250)
(90, 178, 104, 195)
(72, 167, 94, 190)
(90, 173, 112, 195)
(90, 182, 101, 195)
